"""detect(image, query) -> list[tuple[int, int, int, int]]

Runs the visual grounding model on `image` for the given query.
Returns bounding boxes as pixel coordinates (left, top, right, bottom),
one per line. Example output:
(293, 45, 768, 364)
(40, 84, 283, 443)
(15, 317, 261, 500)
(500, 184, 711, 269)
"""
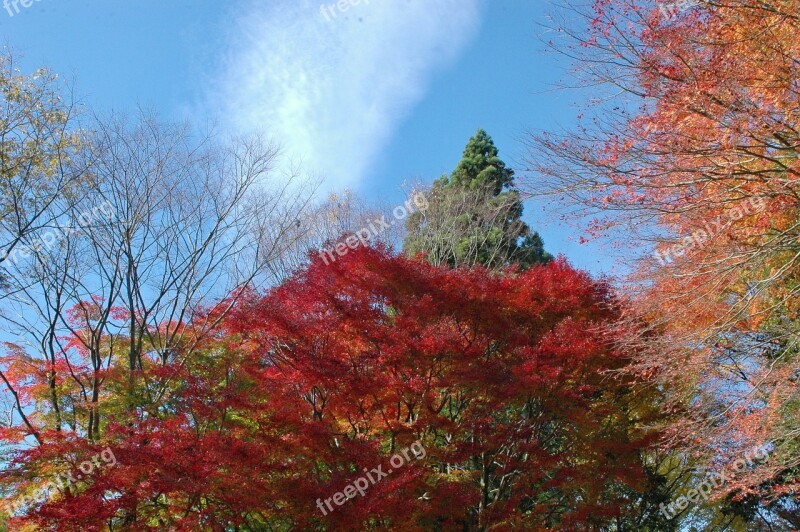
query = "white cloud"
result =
(212, 0, 483, 190)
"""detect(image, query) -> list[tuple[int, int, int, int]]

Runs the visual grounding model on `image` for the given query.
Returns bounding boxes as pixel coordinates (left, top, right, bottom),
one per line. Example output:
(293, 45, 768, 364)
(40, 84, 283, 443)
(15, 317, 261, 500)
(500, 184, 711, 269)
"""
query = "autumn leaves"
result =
(316, 440, 426, 516)
(527, 0, 800, 526)
(653, 196, 766, 265)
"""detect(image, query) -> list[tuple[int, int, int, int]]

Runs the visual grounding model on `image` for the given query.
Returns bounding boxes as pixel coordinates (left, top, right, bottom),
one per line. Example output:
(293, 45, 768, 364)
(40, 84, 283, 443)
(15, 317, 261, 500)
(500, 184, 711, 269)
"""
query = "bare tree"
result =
(0, 110, 315, 439)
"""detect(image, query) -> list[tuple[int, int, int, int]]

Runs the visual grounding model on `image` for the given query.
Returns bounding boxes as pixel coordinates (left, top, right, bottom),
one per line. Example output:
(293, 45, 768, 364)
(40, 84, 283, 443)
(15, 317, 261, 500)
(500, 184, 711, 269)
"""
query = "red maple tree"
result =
(2, 245, 663, 530)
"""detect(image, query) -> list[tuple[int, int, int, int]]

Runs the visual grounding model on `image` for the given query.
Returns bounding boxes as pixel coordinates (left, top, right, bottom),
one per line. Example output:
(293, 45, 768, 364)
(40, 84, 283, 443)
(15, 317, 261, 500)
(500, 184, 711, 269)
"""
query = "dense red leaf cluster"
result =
(2, 246, 660, 530)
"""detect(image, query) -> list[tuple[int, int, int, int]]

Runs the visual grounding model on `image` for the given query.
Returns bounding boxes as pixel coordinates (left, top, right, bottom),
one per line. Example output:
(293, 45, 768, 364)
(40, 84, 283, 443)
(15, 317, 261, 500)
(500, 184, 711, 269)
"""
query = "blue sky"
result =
(0, 0, 619, 275)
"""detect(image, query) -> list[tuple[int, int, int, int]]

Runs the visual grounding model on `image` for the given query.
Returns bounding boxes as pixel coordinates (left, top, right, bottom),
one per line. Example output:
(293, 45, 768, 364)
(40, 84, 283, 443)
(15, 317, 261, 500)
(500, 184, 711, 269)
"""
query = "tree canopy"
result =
(2, 244, 667, 530)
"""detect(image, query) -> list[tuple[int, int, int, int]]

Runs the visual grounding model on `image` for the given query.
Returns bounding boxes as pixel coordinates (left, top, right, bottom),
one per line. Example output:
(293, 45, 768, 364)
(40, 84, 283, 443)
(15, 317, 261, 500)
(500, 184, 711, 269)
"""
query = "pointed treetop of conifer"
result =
(449, 129, 514, 194)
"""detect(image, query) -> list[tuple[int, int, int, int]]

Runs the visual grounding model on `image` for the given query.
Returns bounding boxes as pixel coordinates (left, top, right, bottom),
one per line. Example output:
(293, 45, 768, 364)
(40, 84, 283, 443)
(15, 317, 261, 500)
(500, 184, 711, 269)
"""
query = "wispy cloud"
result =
(212, 0, 483, 190)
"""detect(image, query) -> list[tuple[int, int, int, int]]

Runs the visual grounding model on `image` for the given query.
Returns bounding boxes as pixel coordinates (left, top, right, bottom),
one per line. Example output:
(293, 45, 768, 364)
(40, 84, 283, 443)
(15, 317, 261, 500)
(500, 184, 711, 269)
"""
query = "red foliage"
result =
(4, 246, 660, 530)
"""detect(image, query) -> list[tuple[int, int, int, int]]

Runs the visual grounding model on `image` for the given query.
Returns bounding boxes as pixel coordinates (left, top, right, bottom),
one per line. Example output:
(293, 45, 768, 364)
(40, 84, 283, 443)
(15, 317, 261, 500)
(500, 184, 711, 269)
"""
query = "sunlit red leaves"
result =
(213, 246, 656, 528)
(4, 245, 660, 529)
